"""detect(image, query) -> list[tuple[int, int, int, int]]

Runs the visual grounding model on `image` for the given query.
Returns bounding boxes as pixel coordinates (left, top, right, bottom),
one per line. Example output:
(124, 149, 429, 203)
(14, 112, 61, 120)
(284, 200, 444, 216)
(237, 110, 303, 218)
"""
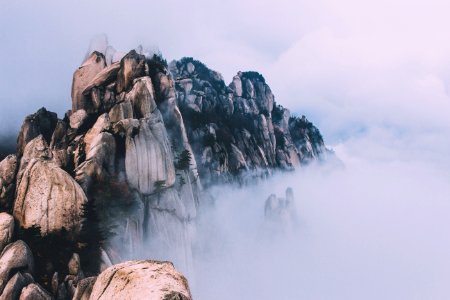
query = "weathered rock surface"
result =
(14, 140, 87, 236)
(125, 113, 176, 195)
(19, 283, 53, 300)
(116, 50, 148, 94)
(17, 108, 58, 157)
(72, 52, 106, 112)
(0, 240, 34, 295)
(70, 109, 88, 130)
(170, 58, 328, 186)
(72, 277, 96, 300)
(0, 213, 14, 252)
(0, 155, 18, 210)
(89, 260, 192, 300)
(0, 272, 34, 300)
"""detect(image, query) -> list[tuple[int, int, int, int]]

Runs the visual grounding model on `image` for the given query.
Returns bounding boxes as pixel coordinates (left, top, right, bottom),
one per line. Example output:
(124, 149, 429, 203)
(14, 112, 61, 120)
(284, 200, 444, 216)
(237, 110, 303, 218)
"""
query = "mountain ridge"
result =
(0, 47, 330, 299)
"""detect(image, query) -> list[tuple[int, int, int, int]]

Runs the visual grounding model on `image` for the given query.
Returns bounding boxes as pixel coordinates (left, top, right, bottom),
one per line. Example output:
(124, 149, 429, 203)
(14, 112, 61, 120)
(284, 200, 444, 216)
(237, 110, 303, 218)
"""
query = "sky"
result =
(1, 1, 450, 299)
(2, 0, 449, 145)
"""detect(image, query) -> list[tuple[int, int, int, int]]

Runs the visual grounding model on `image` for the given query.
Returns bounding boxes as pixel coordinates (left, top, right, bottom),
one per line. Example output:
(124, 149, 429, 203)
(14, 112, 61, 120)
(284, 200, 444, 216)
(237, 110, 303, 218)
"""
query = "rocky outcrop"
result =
(170, 59, 328, 186)
(72, 52, 106, 112)
(263, 187, 298, 236)
(0, 272, 34, 300)
(72, 277, 96, 300)
(89, 260, 192, 300)
(19, 283, 53, 300)
(16, 108, 58, 157)
(0, 154, 18, 210)
(0, 240, 34, 296)
(0, 213, 14, 252)
(14, 137, 87, 237)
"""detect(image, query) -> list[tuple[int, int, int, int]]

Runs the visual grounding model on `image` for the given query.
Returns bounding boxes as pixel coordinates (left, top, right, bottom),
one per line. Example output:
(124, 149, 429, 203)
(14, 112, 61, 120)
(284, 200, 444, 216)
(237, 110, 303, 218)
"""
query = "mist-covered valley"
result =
(192, 138, 450, 299)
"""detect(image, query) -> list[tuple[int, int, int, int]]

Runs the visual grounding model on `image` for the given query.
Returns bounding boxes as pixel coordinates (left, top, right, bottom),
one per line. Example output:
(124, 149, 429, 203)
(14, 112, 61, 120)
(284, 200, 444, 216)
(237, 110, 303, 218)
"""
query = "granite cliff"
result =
(0, 46, 329, 299)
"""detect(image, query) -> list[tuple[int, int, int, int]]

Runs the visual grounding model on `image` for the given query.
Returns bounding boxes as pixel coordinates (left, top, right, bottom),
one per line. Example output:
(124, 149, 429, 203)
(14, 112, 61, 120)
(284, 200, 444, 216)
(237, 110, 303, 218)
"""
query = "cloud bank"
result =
(192, 144, 450, 299)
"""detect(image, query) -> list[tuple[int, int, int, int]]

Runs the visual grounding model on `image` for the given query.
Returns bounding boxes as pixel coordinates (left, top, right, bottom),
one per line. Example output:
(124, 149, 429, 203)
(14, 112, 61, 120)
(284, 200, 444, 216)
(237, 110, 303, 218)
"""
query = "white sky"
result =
(2, 0, 449, 143)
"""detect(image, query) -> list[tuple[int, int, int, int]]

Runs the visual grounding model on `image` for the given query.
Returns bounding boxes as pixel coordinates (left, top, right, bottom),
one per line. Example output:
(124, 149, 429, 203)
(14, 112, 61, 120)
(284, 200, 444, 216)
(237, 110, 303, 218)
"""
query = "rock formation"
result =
(170, 59, 329, 186)
(264, 187, 298, 236)
(0, 45, 330, 299)
(0, 238, 35, 299)
(0, 155, 18, 210)
(89, 260, 192, 300)
(0, 213, 14, 252)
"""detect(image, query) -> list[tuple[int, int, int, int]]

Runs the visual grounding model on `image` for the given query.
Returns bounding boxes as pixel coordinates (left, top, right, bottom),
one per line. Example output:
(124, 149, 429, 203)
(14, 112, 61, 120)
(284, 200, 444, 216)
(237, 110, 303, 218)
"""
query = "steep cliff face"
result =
(0, 46, 329, 299)
(170, 58, 327, 186)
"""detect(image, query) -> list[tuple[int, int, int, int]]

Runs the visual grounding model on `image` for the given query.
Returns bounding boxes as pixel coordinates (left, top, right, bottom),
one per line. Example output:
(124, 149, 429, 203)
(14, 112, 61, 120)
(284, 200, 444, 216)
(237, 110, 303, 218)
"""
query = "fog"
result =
(192, 140, 450, 299)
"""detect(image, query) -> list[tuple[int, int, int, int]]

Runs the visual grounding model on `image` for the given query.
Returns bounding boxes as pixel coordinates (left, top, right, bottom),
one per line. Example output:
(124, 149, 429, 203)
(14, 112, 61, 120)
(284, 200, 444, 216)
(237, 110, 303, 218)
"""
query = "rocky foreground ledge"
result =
(0, 212, 192, 300)
(0, 44, 329, 299)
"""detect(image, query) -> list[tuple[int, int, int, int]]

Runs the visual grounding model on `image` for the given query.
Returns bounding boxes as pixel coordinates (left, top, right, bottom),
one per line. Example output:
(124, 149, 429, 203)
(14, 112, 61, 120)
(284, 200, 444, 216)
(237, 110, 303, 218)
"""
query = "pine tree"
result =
(175, 149, 191, 171)
(78, 198, 107, 276)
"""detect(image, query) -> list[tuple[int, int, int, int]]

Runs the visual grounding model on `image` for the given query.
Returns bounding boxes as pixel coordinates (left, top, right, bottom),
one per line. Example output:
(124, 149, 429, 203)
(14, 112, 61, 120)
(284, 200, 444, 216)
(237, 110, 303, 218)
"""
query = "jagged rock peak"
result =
(170, 56, 328, 186)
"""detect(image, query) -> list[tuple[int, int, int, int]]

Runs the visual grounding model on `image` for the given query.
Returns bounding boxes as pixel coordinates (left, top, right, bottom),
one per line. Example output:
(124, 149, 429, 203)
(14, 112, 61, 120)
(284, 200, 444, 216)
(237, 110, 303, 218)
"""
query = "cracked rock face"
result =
(14, 136, 87, 237)
(14, 158, 87, 236)
(89, 260, 192, 300)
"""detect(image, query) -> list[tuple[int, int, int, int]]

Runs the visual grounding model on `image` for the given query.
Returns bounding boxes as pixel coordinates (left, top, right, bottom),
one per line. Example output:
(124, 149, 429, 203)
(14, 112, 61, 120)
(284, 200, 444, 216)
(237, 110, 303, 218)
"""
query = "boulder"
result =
(72, 277, 96, 300)
(75, 132, 116, 191)
(49, 120, 70, 168)
(16, 135, 51, 179)
(17, 108, 58, 157)
(230, 74, 243, 97)
(0, 213, 14, 252)
(89, 260, 192, 300)
(124, 77, 157, 118)
(0, 272, 34, 300)
(0, 155, 18, 209)
(108, 101, 133, 123)
(0, 155, 17, 185)
(116, 50, 148, 94)
(19, 283, 53, 300)
(82, 62, 120, 96)
(72, 52, 106, 112)
(68, 253, 81, 276)
(14, 158, 87, 237)
(0, 240, 34, 295)
(69, 109, 88, 130)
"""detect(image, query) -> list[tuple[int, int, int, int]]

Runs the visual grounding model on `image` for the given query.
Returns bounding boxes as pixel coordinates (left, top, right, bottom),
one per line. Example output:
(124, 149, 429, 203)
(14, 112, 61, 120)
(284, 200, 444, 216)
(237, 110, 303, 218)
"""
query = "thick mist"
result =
(191, 140, 450, 300)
